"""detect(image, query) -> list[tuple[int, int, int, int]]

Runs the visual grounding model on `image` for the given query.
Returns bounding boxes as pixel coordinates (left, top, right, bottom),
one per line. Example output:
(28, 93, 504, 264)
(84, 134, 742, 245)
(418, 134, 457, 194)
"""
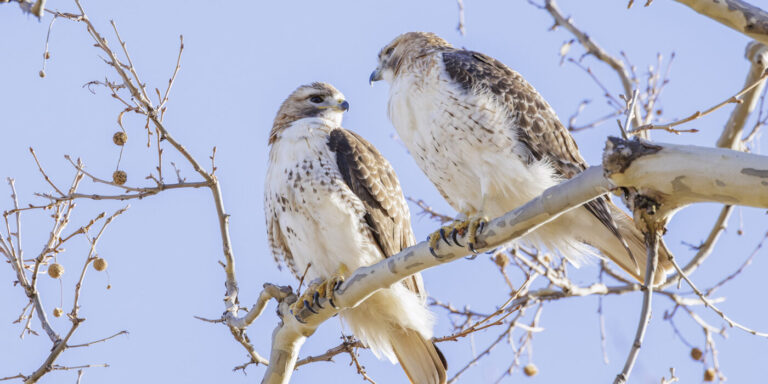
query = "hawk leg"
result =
(428, 215, 488, 256)
(291, 264, 348, 318)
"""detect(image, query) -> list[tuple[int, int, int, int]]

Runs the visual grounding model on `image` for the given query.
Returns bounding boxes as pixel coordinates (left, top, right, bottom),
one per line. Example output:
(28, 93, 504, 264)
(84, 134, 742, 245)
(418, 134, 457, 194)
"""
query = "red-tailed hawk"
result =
(370, 32, 672, 284)
(265, 83, 447, 383)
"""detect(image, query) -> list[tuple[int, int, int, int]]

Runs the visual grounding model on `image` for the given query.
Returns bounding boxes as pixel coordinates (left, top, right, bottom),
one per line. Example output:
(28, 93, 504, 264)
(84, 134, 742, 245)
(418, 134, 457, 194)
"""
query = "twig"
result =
(542, 0, 641, 131)
(456, 0, 466, 35)
(406, 197, 454, 224)
(614, 218, 660, 384)
(631, 70, 768, 134)
(68, 330, 129, 348)
(666, 245, 768, 337)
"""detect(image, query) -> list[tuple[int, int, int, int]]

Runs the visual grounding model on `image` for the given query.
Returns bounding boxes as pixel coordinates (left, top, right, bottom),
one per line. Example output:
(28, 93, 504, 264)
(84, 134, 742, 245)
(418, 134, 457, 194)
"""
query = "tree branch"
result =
(672, 0, 768, 46)
(717, 42, 768, 149)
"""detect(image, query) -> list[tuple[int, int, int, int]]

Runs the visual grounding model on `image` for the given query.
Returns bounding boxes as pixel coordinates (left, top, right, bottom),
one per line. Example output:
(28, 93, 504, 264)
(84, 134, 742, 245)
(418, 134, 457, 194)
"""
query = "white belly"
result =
(388, 73, 558, 218)
(265, 121, 381, 282)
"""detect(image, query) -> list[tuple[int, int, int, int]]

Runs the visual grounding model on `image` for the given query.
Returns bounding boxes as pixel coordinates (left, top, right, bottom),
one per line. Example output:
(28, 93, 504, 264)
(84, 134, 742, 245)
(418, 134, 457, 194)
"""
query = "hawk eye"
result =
(385, 47, 394, 56)
(309, 96, 324, 103)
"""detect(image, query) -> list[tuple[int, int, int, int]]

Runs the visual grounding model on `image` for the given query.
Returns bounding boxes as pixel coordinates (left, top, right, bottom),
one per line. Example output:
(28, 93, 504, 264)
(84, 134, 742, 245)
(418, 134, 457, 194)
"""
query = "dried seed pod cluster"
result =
(113, 131, 127, 146)
(690, 347, 703, 361)
(53, 307, 63, 317)
(523, 363, 538, 377)
(47, 263, 64, 279)
(93, 257, 108, 271)
(113, 170, 127, 185)
(704, 368, 716, 382)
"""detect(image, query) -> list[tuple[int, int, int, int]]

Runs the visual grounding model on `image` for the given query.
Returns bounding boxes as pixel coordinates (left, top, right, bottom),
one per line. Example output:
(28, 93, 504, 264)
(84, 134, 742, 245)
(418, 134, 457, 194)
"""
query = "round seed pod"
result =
(93, 257, 108, 272)
(704, 368, 716, 382)
(39, 70, 46, 78)
(690, 347, 703, 361)
(48, 263, 64, 279)
(493, 252, 509, 268)
(523, 364, 538, 377)
(112, 170, 127, 185)
(113, 131, 128, 146)
(53, 307, 63, 317)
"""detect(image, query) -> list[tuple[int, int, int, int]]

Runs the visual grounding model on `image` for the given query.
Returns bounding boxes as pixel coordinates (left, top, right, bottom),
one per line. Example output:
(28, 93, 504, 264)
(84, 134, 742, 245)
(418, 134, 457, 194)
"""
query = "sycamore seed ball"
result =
(39, 70, 46, 78)
(704, 368, 716, 382)
(53, 307, 63, 317)
(48, 263, 64, 279)
(93, 257, 108, 271)
(113, 131, 128, 146)
(523, 364, 538, 377)
(113, 170, 127, 185)
(690, 347, 703, 361)
(493, 252, 509, 268)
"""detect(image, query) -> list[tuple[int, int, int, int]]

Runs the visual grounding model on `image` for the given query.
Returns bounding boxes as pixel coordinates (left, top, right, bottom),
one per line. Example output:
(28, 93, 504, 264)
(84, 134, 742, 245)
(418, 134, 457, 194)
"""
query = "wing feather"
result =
(328, 129, 423, 296)
(266, 207, 299, 279)
(442, 50, 633, 263)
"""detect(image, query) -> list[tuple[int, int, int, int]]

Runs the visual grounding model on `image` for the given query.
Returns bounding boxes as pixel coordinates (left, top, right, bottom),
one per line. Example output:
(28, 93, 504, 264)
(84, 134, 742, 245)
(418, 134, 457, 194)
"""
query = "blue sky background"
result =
(2, 1, 767, 383)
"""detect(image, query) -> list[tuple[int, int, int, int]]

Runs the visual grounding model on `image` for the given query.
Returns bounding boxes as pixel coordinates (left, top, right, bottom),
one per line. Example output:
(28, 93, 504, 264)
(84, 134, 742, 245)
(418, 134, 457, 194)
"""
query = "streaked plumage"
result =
(265, 82, 447, 383)
(371, 32, 672, 283)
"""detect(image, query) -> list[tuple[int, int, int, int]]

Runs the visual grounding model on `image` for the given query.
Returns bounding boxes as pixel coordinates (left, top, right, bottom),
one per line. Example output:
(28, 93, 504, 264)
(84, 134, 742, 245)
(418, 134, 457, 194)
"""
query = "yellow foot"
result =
(427, 216, 489, 256)
(291, 264, 348, 320)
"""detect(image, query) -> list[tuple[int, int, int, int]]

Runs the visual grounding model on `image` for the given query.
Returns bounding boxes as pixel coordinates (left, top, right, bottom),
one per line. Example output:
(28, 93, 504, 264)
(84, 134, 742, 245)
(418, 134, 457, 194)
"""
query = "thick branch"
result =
(673, 0, 768, 46)
(603, 137, 768, 216)
(261, 166, 614, 384)
(717, 42, 768, 149)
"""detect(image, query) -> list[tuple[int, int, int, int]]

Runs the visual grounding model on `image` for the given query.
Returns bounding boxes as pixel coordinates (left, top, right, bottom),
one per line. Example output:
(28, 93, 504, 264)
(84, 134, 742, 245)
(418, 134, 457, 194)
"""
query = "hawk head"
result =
(270, 82, 349, 144)
(370, 32, 452, 84)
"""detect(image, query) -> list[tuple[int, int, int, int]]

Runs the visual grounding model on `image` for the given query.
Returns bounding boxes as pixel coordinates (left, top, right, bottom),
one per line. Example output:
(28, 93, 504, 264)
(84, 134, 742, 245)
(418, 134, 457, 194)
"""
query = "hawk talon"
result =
(451, 228, 463, 246)
(429, 247, 438, 257)
(439, 228, 451, 246)
(293, 314, 307, 324)
(304, 300, 318, 314)
(313, 291, 324, 309)
(328, 298, 338, 309)
(478, 221, 486, 234)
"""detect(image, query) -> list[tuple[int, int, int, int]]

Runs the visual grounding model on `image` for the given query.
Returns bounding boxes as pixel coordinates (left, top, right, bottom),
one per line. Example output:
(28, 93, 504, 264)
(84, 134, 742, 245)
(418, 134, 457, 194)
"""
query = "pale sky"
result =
(2, 1, 767, 383)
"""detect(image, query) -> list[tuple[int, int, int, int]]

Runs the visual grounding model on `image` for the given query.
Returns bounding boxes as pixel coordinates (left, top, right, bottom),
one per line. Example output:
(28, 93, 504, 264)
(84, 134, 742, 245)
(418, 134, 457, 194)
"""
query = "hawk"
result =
(370, 32, 672, 284)
(265, 82, 447, 383)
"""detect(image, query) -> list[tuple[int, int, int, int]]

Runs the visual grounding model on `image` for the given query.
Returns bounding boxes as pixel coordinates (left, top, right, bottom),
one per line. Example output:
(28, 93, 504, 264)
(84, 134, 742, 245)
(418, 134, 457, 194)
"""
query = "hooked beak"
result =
(369, 68, 382, 86)
(336, 100, 350, 112)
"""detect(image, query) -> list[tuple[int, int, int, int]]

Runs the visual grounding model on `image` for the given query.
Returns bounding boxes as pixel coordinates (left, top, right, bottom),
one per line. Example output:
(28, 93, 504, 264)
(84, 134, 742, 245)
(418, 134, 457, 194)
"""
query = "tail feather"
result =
(585, 201, 673, 285)
(391, 328, 447, 384)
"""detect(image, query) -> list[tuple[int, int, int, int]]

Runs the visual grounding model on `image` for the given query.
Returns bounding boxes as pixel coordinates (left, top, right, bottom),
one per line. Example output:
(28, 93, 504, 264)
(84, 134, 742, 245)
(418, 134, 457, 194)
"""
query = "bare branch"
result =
(672, 0, 768, 45)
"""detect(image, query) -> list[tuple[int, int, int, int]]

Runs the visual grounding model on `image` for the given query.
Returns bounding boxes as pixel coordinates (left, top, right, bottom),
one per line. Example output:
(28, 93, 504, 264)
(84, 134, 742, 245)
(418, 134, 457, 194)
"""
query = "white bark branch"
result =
(604, 137, 768, 217)
(717, 42, 768, 150)
(257, 138, 768, 383)
(673, 0, 768, 46)
(260, 166, 614, 384)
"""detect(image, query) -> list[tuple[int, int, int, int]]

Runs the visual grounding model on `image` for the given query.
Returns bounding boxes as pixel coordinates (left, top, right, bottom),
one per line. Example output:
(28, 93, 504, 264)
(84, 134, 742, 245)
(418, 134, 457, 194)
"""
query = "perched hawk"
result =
(265, 83, 447, 383)
(370, 32, 672, 284)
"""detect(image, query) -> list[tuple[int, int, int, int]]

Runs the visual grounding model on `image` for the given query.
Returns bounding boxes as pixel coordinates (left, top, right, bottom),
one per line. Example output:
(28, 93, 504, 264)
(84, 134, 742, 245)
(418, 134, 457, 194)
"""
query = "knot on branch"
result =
(603, 137, 662, 175)
(634, 195, 661, 216)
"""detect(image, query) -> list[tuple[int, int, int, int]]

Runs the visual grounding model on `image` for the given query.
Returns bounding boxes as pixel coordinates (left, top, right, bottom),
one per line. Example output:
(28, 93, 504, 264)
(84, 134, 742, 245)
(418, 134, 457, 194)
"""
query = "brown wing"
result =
(327, 128, 423, 296)
(442, 50, 632, 260)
